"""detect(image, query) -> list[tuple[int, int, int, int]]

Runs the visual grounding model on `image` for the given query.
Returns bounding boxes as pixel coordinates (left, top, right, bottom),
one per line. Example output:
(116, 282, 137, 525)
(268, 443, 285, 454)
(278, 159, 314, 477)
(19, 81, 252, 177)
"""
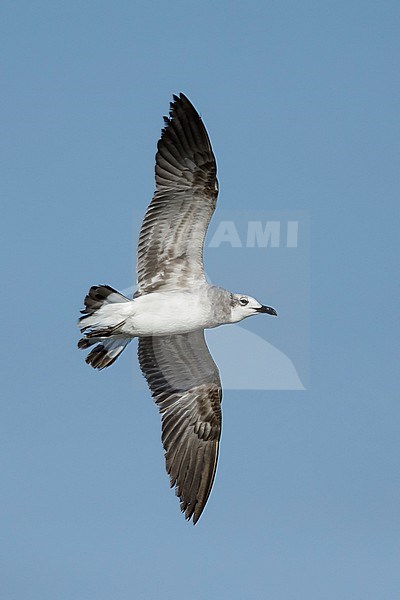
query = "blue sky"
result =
(2, 1, 399, 599)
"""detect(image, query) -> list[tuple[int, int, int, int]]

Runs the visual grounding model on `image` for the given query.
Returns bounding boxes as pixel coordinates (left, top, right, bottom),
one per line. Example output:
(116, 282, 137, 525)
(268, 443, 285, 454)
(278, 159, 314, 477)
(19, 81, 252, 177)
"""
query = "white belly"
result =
(120, 291, 209, 337)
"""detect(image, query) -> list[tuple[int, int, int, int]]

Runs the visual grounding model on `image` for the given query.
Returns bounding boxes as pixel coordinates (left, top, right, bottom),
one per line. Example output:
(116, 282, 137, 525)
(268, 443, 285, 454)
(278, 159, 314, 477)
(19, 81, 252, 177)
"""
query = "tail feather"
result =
(80, 285, 130, 319)
(83, 321, 127, 338)
(82, 337, 131, 370)
(78, 284, 132, 370)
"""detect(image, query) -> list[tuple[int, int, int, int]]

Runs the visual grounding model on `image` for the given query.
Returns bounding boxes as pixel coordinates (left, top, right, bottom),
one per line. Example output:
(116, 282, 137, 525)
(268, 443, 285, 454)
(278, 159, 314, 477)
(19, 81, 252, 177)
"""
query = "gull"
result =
(78, 93, 277, 524)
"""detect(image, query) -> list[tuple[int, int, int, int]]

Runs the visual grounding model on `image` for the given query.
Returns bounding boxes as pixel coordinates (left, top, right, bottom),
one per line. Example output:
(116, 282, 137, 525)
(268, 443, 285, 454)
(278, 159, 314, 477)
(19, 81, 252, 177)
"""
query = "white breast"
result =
(121, 291, 209, 337)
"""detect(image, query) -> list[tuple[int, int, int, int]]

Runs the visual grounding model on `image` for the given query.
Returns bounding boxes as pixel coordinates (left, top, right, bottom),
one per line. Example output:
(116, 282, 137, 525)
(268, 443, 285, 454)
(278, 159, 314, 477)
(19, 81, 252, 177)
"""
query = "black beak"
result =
(256, 305, 278, 316)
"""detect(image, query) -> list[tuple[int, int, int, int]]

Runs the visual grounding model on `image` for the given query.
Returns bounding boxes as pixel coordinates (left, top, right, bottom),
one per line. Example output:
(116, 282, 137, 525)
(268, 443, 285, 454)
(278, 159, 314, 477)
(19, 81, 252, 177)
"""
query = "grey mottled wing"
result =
(138, 331, 222, 524)
(136, 93, 219, 294)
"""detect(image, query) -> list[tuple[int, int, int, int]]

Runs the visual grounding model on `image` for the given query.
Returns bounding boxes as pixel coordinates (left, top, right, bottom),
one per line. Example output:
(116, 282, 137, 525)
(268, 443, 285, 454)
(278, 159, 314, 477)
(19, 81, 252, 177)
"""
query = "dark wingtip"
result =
(171, 92, 193, 113)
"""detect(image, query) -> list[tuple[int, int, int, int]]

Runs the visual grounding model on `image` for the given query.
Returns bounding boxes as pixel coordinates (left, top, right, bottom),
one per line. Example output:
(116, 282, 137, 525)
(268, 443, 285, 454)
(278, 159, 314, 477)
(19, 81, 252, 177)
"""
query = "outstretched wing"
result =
(136, 93, 219, 294)
(138, 330, 222, 524)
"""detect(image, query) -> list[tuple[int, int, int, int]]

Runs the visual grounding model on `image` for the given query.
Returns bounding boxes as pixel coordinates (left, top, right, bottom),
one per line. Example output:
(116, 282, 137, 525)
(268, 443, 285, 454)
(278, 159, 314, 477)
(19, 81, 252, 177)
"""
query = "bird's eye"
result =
(239, 297, 249, 306)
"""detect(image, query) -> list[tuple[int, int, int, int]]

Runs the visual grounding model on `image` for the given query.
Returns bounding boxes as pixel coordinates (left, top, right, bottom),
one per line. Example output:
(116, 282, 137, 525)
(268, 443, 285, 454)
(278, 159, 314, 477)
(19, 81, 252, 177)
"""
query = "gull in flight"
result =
(78, 93, 277, 524)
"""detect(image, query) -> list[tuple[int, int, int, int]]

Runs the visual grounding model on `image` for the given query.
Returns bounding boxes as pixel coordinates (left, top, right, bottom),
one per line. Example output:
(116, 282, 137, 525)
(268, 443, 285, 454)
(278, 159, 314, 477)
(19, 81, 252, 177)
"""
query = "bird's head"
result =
(229, 294, 277, 323)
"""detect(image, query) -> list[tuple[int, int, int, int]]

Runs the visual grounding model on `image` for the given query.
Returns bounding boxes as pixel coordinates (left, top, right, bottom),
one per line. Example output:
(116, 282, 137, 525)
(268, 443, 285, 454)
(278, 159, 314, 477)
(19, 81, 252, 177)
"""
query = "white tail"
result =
(78, 285, 132, 369)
